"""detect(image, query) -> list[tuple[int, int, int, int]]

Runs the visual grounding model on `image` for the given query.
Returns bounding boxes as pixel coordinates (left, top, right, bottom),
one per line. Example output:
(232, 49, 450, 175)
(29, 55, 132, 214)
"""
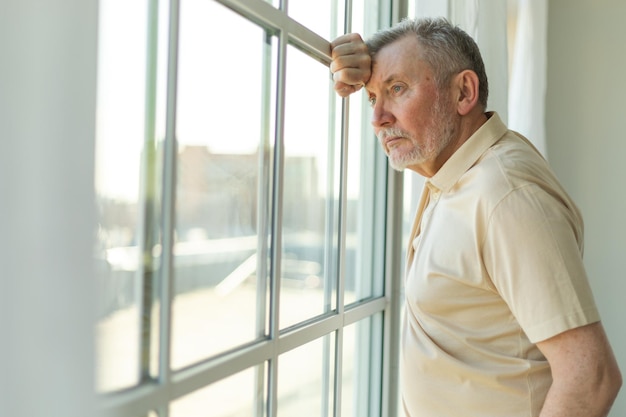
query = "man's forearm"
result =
(539, 379, 617, 417)
(537, 323, 622, 417)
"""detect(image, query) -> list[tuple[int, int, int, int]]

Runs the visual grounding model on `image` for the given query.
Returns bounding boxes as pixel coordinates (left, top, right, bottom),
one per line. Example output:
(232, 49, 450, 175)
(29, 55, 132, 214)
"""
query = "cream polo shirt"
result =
(401, 112, 600, 417)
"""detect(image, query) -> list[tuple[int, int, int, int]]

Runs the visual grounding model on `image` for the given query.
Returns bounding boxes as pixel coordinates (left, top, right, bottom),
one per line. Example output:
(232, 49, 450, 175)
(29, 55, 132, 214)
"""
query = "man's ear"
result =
(453, 70, 480, 116)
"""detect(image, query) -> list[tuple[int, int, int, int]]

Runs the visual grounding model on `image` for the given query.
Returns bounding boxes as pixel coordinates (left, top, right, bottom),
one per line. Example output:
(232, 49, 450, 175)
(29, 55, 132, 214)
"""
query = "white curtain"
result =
(508, 0, 549, 158)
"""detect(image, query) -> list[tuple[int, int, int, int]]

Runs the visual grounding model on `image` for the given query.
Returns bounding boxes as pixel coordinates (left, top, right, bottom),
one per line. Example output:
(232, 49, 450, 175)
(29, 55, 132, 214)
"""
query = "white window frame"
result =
(98, 1, 409, 416)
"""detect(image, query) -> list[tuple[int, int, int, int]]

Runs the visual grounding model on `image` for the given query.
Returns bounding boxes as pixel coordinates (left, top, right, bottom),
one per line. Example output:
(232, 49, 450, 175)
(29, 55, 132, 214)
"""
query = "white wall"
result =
(0, 1, 99, 416)
(546, 0, 626, 414)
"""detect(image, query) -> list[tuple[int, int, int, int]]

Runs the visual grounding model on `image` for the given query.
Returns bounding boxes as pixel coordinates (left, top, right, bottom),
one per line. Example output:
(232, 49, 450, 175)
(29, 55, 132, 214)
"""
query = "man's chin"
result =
(388, 152, 421, 171)
(387, 157, 408, 172)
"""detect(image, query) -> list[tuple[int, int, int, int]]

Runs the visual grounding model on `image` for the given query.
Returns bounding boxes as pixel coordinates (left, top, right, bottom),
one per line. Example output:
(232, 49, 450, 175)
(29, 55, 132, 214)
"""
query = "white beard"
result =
(377, 94, 457, 172)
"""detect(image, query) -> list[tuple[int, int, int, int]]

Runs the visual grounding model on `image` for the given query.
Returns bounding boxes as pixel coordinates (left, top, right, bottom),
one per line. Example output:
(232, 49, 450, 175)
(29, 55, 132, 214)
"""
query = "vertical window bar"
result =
(322, 0, 343, 413)
(267, 25, 289, 417)
(254, 29, 276, 417)
(321, 332, 333, 417)
(323, 6, 340, 316)
(381, 170, 403, 417)
(322, 94, 338, 412)
(256, 31, 274, 338)
(139, 0, 161, 385)
(157, 0, 180, 414)
(332, 1, 353, 414)
(337, 0, 354, 317)
(331, 330, 343, 417)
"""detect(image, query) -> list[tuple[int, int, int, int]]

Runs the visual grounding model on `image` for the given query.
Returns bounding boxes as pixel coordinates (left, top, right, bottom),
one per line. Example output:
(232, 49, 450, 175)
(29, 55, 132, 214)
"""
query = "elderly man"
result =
(330, 17, 621, 417)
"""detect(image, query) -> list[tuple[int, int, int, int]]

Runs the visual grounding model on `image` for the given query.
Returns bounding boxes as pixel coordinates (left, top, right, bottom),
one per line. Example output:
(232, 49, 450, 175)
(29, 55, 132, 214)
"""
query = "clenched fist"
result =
(330, 33, 372, 97)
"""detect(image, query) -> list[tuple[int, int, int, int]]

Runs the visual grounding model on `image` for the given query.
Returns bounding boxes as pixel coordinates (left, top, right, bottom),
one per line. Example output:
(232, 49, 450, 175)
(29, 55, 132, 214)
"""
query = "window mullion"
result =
(381, 170, 404, 417)
(332, 3, 351, 414)
(254, 27, 277, 417)
(267, 25, 289, 417)
(157, 0, 181, 408)
(138, 0, 161, 386)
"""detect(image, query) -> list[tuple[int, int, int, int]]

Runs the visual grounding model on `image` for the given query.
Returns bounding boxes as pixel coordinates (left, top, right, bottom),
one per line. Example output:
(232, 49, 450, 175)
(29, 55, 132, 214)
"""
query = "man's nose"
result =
(371, 99, 393, 128)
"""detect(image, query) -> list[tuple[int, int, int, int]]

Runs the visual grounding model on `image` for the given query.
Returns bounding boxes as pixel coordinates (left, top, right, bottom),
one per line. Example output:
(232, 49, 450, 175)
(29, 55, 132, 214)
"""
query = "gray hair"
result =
(366, 17, 489, 110)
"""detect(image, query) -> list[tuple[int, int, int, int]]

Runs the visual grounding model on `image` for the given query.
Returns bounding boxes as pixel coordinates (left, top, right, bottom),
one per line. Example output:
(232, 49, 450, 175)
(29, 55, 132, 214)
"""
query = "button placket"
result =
(413, 186, 441, 253)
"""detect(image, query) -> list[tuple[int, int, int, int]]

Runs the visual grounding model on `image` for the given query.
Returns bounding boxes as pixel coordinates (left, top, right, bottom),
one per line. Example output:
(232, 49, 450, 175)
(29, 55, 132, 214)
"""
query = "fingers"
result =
(330, 33, 371, 97)
(330, 33, 367, 59)
(333, 80, 364, 97)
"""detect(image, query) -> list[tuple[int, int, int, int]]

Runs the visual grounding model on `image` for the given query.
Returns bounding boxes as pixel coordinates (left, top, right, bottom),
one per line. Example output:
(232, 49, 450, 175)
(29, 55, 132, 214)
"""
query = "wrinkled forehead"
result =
(371, 34, 423, 61)
(366, 37, 431, 91)
(372, 36, 426, 72)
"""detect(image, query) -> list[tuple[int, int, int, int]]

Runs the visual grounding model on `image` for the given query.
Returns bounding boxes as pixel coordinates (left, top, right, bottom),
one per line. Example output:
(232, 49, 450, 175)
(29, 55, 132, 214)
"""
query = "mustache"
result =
(376, 127, 411, 142)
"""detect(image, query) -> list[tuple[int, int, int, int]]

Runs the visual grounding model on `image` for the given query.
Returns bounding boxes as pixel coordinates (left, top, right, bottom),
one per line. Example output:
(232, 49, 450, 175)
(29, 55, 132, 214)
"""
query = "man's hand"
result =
(330, 33, 372, 97)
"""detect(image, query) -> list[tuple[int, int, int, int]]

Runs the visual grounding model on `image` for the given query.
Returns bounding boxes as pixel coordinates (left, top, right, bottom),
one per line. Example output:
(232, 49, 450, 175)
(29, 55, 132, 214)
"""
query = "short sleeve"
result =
(482, 184, 600, 343)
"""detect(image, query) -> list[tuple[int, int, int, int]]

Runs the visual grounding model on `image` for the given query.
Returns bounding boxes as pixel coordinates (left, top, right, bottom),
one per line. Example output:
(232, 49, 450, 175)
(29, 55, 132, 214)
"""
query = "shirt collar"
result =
(427, 111, 508, 193)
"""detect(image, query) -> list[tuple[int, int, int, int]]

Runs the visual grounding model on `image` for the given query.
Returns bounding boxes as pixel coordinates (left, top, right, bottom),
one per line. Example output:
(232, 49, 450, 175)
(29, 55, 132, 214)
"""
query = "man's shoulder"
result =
(479, 130, 554, 187)
(467, 130, 583, 230)
(455, 130, 563, 209)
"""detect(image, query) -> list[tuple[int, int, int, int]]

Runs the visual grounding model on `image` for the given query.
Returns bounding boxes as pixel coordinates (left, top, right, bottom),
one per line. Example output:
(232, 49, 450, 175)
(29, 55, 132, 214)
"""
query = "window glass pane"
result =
(342, 314, 383, 416)
(280, 44, 338, 329)
(344, 90, 367, 306)
(343, 0, 365, 304)
(170, 365, 265, 417)
(96, 301, 140, 392)
(344, 0, 389, 305)
(277, 334, 335, 415)
(172, 0, 273, 370)
(95, 0, 151, 392)
(288, 0, 341, 39)
(95, 0, 397, 415)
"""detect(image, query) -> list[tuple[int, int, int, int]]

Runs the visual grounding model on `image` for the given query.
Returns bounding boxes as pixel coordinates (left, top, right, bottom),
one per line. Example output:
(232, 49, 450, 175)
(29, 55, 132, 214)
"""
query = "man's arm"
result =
(329, 33, 371, 97)
(537, 322, 622, 417)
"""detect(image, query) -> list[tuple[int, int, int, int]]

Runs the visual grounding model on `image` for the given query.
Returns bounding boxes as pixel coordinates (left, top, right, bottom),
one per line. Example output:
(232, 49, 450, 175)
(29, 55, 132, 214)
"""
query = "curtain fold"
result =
(508, 0, 548, 158)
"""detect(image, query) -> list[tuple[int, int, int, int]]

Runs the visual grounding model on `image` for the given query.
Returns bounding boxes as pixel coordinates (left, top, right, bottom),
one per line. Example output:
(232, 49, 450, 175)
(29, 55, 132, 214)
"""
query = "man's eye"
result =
(391, 85, 403, 94)
(368, 96, 377, 106)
